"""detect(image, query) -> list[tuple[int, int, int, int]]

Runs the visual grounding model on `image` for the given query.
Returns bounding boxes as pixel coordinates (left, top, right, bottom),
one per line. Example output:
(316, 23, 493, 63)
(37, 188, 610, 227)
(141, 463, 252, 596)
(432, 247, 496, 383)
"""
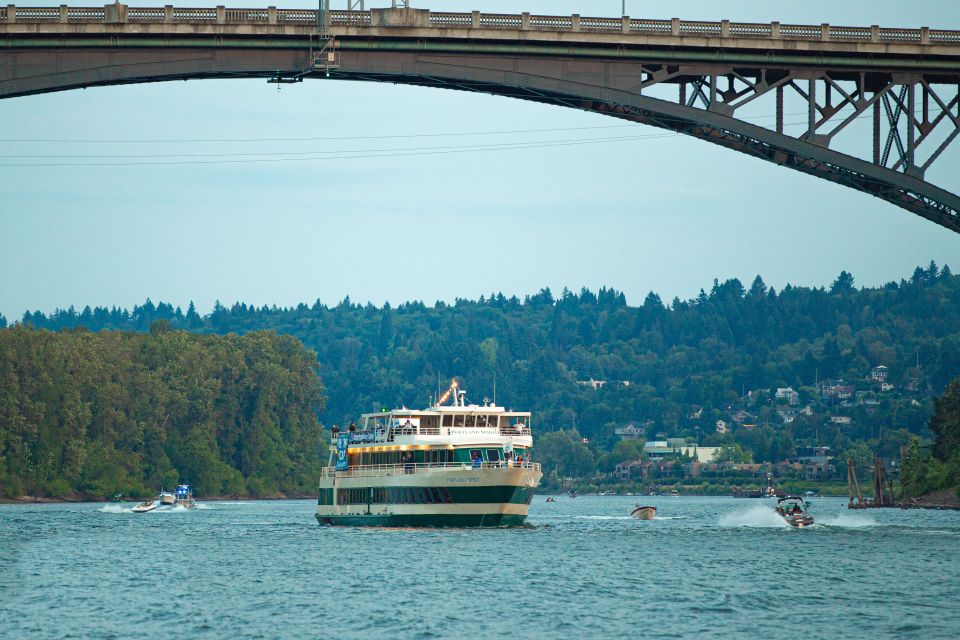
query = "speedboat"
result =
(545, 497, 556, 503)
(132, 499, 157, 513)
(174, 484, 195, 509)
(775, 496, 814, 528)
(630, 505, 657, 520)
(159, 488, 176, 506)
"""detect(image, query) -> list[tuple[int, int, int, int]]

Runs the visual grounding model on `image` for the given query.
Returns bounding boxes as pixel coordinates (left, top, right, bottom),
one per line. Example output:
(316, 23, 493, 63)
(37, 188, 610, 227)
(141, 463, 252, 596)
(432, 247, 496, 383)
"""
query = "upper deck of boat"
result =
(342, 403, 534, 449)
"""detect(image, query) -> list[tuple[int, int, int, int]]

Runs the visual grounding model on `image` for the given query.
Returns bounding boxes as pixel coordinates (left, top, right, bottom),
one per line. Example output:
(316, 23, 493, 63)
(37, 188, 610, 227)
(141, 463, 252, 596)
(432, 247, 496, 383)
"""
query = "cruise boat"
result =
(316, 381, 542, 527)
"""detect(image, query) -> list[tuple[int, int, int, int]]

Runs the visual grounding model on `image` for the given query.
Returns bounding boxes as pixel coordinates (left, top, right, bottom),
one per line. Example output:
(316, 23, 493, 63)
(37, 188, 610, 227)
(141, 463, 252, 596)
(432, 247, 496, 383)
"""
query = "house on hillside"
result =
(870, 365, 889, 382)
(777, 408, 800, 424)
(577, 378, 606, 390)
(776, 387, 800, 406)
(829, 415, 852, 428)
(715, 420, 729, 434)
(614, 459, 653, 480)
(821, 380, 855, 401)
(615, 421, 648, 441)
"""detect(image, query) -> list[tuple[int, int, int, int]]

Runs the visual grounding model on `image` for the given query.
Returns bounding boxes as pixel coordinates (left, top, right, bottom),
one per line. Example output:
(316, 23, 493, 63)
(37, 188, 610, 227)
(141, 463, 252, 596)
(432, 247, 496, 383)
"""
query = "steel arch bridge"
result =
(2, 4, 960, 232)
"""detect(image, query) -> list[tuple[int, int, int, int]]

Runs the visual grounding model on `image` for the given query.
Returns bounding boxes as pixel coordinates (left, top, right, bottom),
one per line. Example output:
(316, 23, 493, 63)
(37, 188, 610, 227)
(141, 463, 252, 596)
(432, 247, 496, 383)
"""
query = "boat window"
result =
(474, 415, 486, 428)
(469, 449, 483, 462)
(453, 414, 465, 428)
(463, 415, 474, 427)
(487, 449, 501, 462)
(442, 415, 452, 427)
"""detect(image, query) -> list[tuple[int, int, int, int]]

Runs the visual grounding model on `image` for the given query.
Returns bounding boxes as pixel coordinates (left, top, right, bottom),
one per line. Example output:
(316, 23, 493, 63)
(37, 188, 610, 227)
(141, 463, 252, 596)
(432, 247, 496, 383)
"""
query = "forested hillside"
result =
(14, 263, 960, 460)
(0, 325, 325, 499)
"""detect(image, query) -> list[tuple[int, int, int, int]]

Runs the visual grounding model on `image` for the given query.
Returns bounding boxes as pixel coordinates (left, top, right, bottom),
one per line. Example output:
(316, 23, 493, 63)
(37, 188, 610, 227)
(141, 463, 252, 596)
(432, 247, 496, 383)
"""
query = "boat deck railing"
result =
(321, 461, 541, 479)
(336, 426, 531, 441)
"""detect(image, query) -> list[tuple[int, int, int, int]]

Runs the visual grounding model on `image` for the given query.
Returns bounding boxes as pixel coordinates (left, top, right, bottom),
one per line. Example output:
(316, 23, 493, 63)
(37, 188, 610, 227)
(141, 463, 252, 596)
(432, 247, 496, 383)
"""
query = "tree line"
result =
(0, 323, 326, 499)
(8, 262, 960, 482)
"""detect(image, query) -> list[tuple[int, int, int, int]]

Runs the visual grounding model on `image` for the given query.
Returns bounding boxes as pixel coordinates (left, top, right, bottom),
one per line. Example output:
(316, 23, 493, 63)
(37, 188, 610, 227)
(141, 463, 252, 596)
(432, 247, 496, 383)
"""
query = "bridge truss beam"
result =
(336, 58, 960, 233)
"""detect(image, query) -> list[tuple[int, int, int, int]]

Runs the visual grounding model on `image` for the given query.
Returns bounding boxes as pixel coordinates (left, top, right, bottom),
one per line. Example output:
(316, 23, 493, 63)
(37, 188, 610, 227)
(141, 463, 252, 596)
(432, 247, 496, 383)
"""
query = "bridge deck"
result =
(2, 6, 959, 59)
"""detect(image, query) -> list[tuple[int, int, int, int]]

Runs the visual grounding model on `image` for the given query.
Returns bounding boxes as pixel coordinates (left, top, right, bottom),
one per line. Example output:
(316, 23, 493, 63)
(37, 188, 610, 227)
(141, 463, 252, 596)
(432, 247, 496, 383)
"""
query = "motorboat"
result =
(545, 497, 556, 503)
(132, 499, 157, 513)
(630, 505, 657, 520)
(775, 496, 814, 528)
(159, 488, 176, 506)
(174, 484, 195, 509)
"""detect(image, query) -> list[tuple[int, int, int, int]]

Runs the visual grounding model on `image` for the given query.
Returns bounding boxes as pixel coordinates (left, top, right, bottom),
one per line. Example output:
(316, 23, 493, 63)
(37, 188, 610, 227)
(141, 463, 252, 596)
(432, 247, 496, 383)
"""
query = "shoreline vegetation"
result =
(0, 325, 327, 501)
(3, 264, 960, 504)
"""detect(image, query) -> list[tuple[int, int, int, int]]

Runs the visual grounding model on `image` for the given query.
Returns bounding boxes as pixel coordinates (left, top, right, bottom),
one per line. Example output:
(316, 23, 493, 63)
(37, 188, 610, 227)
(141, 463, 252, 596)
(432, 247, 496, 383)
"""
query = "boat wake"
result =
(99, 505, 134, 514)
(719, 504, 789, 528)
(654, 516, 687, 520)
(817, 513, 878, 528)
(575, 515, 632, 520)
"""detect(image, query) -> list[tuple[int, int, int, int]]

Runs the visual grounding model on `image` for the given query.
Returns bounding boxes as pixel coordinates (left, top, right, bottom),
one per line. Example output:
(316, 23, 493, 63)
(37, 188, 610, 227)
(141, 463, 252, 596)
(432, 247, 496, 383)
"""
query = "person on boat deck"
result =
(472, 453, 482, 468)
(403, 452, 414, 474)
(349, 422, 356, 432)
(331, 424, 340, 437)
(403, 419, 414, 434)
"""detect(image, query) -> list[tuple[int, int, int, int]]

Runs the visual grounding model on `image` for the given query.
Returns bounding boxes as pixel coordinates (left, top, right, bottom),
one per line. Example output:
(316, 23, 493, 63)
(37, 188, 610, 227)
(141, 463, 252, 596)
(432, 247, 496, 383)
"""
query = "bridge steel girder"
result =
(1, 33, 959, 232)
(335, 55, 960, 233)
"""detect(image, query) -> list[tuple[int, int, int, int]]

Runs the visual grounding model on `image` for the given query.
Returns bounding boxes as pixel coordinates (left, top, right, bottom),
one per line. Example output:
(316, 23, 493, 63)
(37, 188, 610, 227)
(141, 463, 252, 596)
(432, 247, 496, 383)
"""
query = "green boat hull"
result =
(315, 512, 529, 527)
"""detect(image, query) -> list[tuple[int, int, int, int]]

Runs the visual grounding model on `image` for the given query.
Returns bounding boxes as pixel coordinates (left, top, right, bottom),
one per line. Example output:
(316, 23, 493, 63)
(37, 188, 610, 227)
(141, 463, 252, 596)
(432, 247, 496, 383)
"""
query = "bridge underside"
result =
(2, 40, 959, 233)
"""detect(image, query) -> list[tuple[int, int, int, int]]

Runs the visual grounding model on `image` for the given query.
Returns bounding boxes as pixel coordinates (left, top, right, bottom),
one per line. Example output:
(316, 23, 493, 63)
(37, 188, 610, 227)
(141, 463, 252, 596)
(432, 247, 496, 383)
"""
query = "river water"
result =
(1, 496, 958, 639)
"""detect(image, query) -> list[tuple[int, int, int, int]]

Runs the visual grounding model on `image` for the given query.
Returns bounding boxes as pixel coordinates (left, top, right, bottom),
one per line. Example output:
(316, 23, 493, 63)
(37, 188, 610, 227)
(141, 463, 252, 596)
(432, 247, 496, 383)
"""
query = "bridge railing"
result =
(3, 6, 958, 46)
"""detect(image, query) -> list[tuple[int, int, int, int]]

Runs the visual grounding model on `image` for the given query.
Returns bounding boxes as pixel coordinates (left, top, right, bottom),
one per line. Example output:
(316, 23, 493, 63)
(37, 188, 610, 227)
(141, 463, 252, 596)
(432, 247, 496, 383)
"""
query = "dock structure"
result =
(848, 457, 894, 509)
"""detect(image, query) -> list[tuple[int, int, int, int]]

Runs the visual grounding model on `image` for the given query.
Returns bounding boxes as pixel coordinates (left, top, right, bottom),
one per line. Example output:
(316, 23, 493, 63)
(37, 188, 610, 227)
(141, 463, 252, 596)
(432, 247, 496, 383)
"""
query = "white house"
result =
(715, 419, 729, 434)
(776, 387, 800, 406)
(615, 421, 647, 441)
(870, 365, 889, 383)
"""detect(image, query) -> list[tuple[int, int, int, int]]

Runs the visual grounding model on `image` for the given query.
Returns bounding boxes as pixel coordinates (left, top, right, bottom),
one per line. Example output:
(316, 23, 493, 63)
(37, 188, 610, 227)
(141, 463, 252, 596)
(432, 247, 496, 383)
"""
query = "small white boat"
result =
(132, 499, 157, 513)
(159, 488, 176, 506)
(630, 505, 657, 520)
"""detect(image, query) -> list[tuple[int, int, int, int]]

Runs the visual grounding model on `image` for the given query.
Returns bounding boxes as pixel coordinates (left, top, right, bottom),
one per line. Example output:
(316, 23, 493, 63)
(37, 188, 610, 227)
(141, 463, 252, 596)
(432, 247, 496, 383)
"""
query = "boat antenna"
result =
(493, 371, 497, 406)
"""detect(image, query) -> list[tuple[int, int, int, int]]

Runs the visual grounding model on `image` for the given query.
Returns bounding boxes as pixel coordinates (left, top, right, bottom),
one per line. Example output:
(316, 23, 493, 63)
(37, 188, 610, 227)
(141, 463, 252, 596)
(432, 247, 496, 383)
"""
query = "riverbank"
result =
(903, 487, 960, 510)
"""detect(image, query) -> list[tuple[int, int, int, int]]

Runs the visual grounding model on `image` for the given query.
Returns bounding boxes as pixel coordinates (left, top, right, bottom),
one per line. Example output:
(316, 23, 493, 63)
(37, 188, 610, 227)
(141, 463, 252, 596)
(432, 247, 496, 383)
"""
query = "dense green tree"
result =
(930, 379, 960, 462)
(0, 326, 325, 499)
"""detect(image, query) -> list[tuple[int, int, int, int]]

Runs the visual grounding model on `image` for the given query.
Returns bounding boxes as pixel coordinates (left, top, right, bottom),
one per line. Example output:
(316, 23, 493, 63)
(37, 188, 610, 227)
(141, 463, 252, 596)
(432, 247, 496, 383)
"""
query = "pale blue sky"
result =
(2, 0, 960, 319)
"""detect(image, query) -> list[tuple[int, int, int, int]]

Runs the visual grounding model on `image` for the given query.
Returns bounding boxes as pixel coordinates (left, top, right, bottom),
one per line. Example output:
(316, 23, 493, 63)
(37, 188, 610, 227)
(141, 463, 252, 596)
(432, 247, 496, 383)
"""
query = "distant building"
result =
(614, 459, 653, 480)
(821, 381, 854, 400)
(715, 419, 729, 434)
(577, 378, 606, 390)
(870, 365, 889, 383)
(830, 415, 852, 426)
(880, 382, 895, 392)
(776, 387, 800, 406)
(687, 406, 703, 420)
(777, 408, 800, 424)
(731, 409, 755, 425)
(615, 421, 648, 441)
(644, 441, 721, 463)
